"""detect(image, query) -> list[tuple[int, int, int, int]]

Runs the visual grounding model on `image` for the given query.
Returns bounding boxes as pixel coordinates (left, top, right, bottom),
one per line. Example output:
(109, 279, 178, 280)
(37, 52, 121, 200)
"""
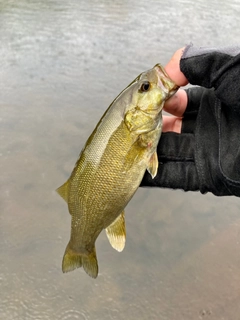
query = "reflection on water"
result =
(1, 0, 240, 319)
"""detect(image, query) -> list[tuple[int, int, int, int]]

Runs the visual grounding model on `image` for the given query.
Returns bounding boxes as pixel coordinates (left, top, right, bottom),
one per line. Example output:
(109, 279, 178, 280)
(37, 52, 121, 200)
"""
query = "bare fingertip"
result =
(174, 118, 182, 133)
(162, 115, 182, 133)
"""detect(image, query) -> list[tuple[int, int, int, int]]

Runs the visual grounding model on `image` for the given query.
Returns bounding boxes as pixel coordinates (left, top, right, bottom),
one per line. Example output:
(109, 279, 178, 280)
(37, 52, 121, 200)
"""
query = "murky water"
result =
(1, 0, 240, 319)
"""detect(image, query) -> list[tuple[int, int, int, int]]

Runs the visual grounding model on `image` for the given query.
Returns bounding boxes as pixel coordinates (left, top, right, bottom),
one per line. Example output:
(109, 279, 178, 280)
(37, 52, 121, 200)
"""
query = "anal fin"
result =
(105, 211, 126, 252)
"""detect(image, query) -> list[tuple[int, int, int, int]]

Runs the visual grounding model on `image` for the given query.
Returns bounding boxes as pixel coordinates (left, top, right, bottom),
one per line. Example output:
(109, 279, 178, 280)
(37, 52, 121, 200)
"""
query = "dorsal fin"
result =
(56, 180, 69, 203)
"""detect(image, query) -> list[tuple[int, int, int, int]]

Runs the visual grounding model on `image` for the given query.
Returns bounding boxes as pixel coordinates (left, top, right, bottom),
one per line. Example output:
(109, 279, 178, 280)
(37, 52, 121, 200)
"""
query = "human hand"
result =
(141, 45, 240, 196)
(162, 47, 188, 133)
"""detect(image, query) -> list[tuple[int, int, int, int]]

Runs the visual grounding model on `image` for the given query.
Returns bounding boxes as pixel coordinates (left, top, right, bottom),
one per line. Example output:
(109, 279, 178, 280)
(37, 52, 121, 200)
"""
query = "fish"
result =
(56, 64, 178, 278)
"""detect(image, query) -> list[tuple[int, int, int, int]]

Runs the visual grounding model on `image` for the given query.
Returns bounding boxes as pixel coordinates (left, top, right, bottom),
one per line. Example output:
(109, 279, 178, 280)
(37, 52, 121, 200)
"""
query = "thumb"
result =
(165, 47, 189, 86)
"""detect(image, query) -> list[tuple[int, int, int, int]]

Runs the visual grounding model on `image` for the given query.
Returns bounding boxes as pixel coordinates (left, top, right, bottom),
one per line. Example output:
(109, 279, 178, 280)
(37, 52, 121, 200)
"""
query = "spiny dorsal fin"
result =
(56, 180, 69, 203)
(105, 211, 126, 252)
(147, 151, 158, 178)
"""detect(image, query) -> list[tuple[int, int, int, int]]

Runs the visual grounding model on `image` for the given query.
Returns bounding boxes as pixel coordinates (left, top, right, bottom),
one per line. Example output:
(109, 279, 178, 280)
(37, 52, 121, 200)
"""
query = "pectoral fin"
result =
(147, 151, 158, 178)
(105, 211, 126, 252)
(56, 180, 69, 203)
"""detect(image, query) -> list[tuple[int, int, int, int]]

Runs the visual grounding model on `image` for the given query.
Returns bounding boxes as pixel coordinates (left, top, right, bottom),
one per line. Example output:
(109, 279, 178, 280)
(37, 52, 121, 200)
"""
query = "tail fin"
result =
(62, 243, 98, 278)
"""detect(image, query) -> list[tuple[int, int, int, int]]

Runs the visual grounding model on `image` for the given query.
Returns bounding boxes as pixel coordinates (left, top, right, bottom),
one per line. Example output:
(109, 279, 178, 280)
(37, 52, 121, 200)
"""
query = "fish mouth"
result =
(154, 64, 179, 99)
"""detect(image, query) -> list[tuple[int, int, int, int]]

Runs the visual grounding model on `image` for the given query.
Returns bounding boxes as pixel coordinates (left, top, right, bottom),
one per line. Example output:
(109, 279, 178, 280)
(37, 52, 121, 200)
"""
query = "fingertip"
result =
(162, 115, 182, 133)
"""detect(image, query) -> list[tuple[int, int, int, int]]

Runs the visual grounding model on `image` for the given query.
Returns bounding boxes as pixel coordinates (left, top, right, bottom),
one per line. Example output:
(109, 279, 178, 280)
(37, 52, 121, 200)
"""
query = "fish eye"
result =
(139, 81, 150, 92)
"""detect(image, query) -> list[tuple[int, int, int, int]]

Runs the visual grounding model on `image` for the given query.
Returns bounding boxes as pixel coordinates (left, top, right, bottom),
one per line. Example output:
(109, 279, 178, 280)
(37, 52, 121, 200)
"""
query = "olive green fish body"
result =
(57, 64, 178, 278)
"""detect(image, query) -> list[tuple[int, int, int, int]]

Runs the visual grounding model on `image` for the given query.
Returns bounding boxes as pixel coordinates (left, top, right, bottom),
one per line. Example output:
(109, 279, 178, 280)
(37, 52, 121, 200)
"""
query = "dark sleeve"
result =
(180, 44, 240, 111)
(180, 45, 240, 196)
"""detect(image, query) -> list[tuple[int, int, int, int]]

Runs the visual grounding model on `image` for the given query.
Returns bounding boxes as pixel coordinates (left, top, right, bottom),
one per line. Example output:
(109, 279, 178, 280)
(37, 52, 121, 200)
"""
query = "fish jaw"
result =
(154, 64, 179, 98)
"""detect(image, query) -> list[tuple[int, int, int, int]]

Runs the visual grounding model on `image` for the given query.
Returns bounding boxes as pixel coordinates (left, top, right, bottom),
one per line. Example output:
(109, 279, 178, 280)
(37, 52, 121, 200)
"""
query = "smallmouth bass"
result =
(57, 64, 178, 278)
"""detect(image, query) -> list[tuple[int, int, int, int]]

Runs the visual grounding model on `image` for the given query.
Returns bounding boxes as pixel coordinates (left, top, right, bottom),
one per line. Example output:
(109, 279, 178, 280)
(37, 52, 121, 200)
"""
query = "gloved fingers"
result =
(140, 161, 199, 191)
(181, 45, 240, 95)
(181, 87, 209, 133)
(163, 87, 208, 134)
(141, 119, 199, 192)
(184, 87, 207, 114)
(157, 132, 194, 161)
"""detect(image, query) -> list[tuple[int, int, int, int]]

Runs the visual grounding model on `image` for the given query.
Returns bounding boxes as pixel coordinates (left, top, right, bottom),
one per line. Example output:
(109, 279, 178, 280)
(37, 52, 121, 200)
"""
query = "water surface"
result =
(1, 1, 240, 319)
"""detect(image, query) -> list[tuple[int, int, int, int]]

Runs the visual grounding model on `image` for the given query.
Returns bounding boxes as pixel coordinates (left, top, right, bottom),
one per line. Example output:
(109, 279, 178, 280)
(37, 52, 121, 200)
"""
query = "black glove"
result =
(141, 45, 240, 196)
